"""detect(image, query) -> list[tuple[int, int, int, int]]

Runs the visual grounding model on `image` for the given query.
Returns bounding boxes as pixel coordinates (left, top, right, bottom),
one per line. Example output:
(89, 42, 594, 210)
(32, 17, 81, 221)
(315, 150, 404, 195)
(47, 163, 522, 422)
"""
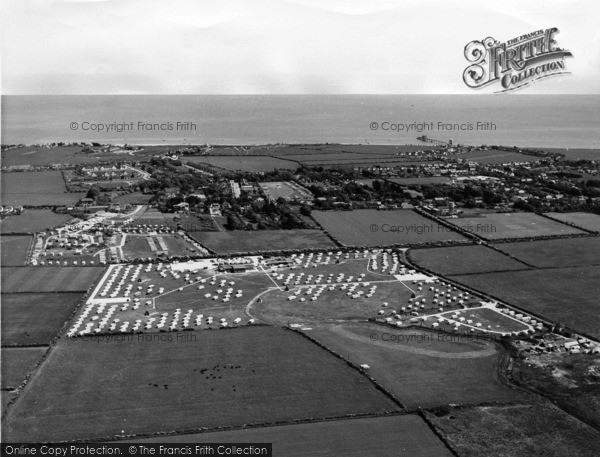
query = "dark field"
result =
(1, 293, 84, 346)
(185, 156, 299, 172)
(446, 212, 584, 240)
(1, 267, 104, 293)
(0, 210, 72, 234)
(112, 192, 154, 204)
(409, 245, 528, 275)
(188, 229, 336, 254)
(427, 404, 600, 457)
(134, 415, 453, 456)
(1, 171, 85, 206)
(450, 266, 600, 339)
(3, 327, 398, 442)
(313, 210, 466, 246)
(493, 237, 600, 268)
(0, 235, 32, 265)
(305, 323, 526, 408)
(1, 347, 47, 389)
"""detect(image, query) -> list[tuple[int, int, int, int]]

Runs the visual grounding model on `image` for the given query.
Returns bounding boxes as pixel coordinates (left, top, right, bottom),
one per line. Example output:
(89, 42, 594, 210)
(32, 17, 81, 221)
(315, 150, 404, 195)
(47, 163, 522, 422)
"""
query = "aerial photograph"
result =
(1, 1, 599, 456)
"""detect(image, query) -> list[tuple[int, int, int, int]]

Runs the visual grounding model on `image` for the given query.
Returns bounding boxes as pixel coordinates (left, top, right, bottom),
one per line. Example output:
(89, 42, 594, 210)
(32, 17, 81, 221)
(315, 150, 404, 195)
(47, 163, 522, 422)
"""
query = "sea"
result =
(1, 95, 599, 149)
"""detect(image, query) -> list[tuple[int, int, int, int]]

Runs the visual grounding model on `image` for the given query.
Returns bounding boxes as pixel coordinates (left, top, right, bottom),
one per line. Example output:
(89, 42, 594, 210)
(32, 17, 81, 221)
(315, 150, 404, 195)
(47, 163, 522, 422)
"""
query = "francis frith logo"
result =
(463, 27, 572, 92)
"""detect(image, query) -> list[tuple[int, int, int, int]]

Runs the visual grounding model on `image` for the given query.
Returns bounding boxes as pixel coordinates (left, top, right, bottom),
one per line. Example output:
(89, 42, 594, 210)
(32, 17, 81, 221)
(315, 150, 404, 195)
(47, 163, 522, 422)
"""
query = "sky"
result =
(1, 0, 599, 94)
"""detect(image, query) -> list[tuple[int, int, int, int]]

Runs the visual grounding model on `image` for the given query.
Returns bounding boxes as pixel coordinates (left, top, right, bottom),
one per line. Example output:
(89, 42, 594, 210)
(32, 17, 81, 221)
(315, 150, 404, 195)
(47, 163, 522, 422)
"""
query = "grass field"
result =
(188, 229, 336, 254)
(1, 146, 154, 167)
(3, 326, 398, 442)
(387, 177, 453, 186)
(313, 210, 466, 246)
(450, 266, 600, 339)
(1, 171, 85, 206)
(134, 415, 453, 456)
(545, 212, 600, 232)
(426, 403, 600, 457)
(409, 245, 528, 275)
(259, 181, 312, 201)
(0, 210, 72, 234)
(185, 156, 299, 172)
(454, 150, 538, 164)
(122, 234, 199, 260)
(446, 212, 585, 240)
(1, 347, 47, 389)
(1, 236, 32, 265)
(1, 293, 84, 346)
(306, 323, 526, 408)
(493, 237, 600, 268)
(1, 267, 104, 293)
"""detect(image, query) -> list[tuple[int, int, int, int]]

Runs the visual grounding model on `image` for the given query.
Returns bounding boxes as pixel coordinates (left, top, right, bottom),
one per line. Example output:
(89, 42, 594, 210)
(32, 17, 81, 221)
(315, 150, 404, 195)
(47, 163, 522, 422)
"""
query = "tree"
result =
(86, 186, 101, 201)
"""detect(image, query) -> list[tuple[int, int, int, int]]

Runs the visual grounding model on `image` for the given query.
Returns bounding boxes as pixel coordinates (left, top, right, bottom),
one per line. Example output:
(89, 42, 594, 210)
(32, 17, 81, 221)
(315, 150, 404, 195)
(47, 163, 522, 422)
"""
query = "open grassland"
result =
(3, 327, 398, 442)
(446, 212, 585, 240)
(0, 236, 32, 265)
(188, 230, 336, 254)
(545, 212, 600, 232)
(1, 210, 72, 234)
(134, 415, 453, 457)
(450, 266, 600, 339)
(1, 347, 47, 389)
(1, 293, 84, 346)
(493, 237, 600, 268)
(1, 171, 85, 206)
(305, 323, 526, 408)
(511, 353, 600, 430)
(426, 403, 600, 457)
(1, 267, 104, 293)
(185, 156, 299, 172)
(409, 245, 528, 275)
(313, 210, 466, 246)
(454, 150, 538, 164)
(1, 146, 154, 167)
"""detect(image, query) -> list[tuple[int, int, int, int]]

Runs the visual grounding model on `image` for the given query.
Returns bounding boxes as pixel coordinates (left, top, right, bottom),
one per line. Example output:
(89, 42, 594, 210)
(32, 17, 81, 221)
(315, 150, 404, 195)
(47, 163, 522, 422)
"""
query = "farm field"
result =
(387, 176, 453, 185)
(454, 150, 538, 164)
(0, 235, 32, 265)
(1, 267, 104, 293)
(1, 146, 153, 167)
(1, 293, 84, 346)
(426, 403, 600, 457)
(1, 347, 47, 389)
(551, 148, 600, 160)
(305, 323, 526, 408)
(445, 212, 585, 240)
(450, 266, 600, 339)
(188, 229, 336, 254)
(0, 171, 85, 206)
(135, 415, 453, 456)
(493, 237, 600, 268)
(259, 181, 313, 201)
(185, 156, 299, 172)
(0, 210, 72, 234)
(3, 327, 398, 442)
(545, 212, 600, 232)
(313, 210, 467, 246)
(409, 245, 529, 275)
